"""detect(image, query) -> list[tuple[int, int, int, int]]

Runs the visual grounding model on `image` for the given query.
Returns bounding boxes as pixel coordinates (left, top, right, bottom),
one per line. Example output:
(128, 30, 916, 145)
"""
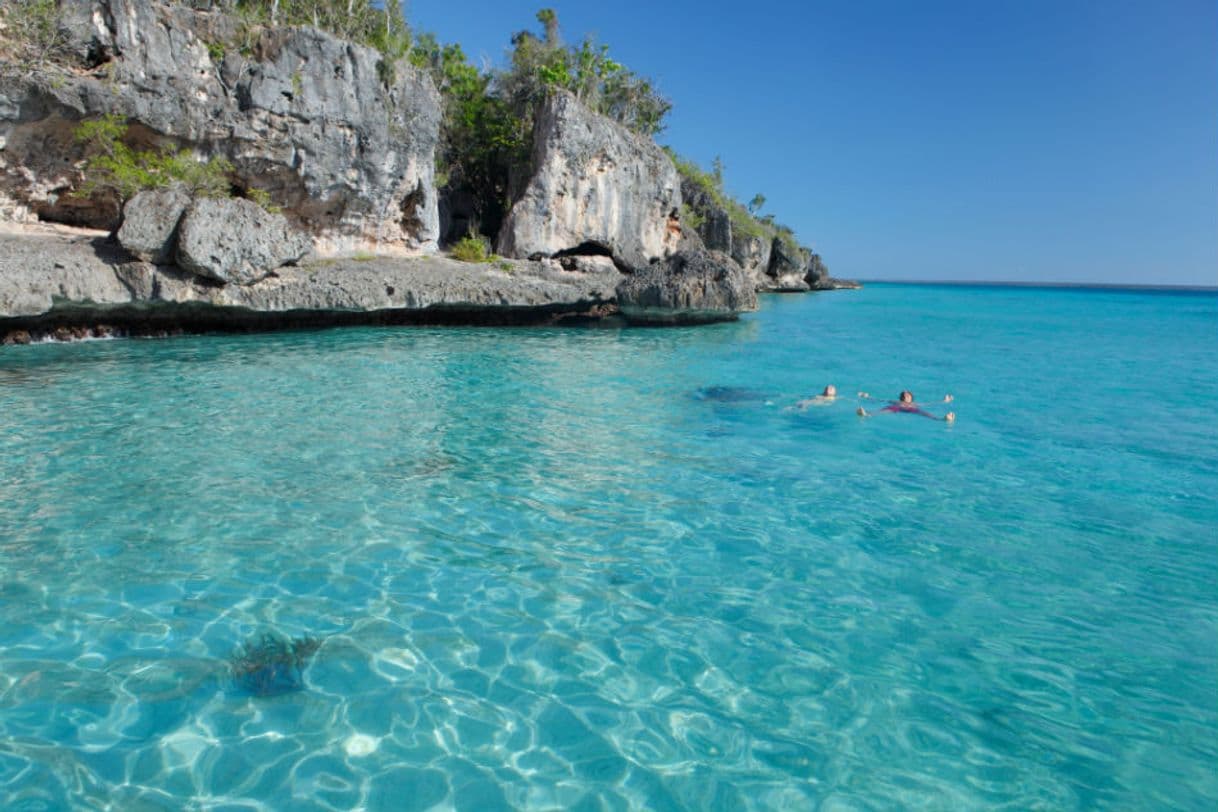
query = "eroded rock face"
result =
(805, 252, 829, 288)
(679, 177, 730, 253)
(764, 236, 811, 292)
(176, 197, 311, 285)
(497, 90, 681, 272)
(117, 188, 190, 264)
(731, 233, 773, 289)
(615, 248, 757, 325)
(0, 0, 441, 254)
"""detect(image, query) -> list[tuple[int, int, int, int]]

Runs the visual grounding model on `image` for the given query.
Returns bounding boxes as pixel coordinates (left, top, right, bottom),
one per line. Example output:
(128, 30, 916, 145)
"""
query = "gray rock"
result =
(0, 231, 136, 318)
(0, 231, 623, 325)
(1, 0, 441, 253)
(679, 177, 731, 252)
(117, 188, 190, 263)
(176, 197, 311, 285)
(730, 233, 773, 289)
(762, 235, 812, 291)
(616, 247, 757, 325)
(766, 235, 809, 279)
(497, 90, 681, 272)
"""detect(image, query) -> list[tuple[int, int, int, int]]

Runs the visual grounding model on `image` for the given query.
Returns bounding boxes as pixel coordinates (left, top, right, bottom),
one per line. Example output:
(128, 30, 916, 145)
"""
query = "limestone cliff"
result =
(0, 0, 441, 254)
(496, 90, 681, 272)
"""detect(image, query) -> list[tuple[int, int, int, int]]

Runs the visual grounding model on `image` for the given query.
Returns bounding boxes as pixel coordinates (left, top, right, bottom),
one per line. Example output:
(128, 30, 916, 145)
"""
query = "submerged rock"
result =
(231, 632, 321, 697)
(693, 385, 767, 403)
(616, 247, 757, 325)
(497, 90, 681, 272)
(176, 198, 311, 285)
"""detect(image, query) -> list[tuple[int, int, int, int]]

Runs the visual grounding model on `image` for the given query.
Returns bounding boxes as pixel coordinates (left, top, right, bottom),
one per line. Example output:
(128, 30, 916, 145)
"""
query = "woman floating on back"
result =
(857, 390, 956, 423)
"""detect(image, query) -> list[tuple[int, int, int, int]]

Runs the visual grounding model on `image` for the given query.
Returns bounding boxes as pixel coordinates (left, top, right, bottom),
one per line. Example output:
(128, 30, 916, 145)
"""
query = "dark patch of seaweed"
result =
(230, 632, 322, 697)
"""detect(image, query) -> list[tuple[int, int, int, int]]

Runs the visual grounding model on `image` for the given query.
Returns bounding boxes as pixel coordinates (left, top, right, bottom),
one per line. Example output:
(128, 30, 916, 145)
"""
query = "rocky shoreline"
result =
(0, 226, 630, 342)
(1, 0, 856, 344)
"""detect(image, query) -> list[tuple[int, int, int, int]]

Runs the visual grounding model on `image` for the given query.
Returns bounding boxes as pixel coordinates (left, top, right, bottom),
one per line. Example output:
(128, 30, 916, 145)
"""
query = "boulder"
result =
(497, 90, 681, 271)
(176, 197, 311, 285)
(117, 187, 190, 263)
(615, 247, 757, 325)
(1, 0, 441, 253)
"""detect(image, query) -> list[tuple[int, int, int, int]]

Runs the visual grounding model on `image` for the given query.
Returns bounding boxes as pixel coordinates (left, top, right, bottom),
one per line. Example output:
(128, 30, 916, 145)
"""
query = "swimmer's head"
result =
(823, 385, 837, 397)
(899, 390, 914, 403)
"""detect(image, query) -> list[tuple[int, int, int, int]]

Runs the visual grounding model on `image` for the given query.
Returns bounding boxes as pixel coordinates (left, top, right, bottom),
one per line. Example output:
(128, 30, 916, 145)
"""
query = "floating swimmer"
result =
(857, 390, 955, 423)
(792, 384, 838, 411)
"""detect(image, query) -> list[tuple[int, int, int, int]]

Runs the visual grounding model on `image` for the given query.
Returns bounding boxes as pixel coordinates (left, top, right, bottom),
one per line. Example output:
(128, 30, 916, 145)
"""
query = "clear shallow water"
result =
(1, 284, 1215, 810)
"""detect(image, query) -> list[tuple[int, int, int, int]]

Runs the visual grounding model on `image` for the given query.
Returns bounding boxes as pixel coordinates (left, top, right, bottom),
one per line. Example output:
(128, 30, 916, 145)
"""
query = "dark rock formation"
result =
(116, 188, 190, 264)
(497, 90, 681, 272)
(0, 0, 441, 254)
(176, 197, 311, 285)
(764, 236, 812, 292)
(679, 177, 731, 253)
(615, 247, 757, 325)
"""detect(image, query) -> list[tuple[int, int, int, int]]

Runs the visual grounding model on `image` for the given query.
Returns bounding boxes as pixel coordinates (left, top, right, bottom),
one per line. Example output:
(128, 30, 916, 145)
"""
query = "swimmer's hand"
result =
(857, 407, 869, 417)
(945, 411, 956, 423)
(943, 394, 954, 403)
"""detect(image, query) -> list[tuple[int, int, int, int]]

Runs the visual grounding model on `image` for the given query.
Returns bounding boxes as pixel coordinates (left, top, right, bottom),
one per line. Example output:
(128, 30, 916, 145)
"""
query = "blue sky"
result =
(408, 1, 1217, 285)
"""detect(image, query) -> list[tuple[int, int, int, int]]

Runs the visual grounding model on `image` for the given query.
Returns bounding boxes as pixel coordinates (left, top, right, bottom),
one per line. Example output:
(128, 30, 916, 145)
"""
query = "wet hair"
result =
(899, 390, 914, 402)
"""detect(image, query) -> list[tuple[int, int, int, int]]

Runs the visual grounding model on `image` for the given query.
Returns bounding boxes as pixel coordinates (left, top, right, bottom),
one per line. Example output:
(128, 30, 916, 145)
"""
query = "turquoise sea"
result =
(1, 283, 1215, 810)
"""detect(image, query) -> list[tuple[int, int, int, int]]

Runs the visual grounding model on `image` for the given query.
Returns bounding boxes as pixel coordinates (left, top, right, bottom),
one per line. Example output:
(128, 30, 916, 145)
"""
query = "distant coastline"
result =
(856, 279, 1218, 294)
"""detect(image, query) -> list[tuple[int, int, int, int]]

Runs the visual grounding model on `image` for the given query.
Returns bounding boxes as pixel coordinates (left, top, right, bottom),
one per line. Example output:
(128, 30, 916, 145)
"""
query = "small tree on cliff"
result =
(73, 115, 233, 210)
(497, 8, 671, 137)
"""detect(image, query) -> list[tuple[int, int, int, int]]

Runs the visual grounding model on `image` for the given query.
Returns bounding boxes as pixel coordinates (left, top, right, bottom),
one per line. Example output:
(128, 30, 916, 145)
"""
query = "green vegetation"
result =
(680, 203, 705, 231)
(243, 186, 281, 213)
(74, 115, 234, 205)
(449, 232, 492, 263)
(409, 32, 528, 237)
(498, 9, 670, 137)
(0, 0, 69, 67)
(405, 8, 670, 243)
(231, 0, 408, 60)
(665, 146, 807, 253)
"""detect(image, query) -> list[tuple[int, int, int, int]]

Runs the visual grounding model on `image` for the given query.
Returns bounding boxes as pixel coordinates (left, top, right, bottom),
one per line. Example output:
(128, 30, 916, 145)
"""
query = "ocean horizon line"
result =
(856, 279, 1218, 293)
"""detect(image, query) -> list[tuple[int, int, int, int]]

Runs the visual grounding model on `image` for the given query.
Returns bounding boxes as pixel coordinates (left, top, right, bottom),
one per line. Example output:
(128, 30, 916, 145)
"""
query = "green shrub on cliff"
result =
(410, 34, 528, 235)
(499, 9, 671, 137)
(665, 147, 794, 246)
(450, 232, 492, 263)
(74, 115, 233, 205)
(232, 0, 409, 60)
(0, 0, 70, 67)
